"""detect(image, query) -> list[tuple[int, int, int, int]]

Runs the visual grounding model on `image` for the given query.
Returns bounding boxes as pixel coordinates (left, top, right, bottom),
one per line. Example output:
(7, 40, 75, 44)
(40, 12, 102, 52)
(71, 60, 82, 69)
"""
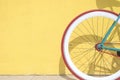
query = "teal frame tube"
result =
(100, 14, 120, 51)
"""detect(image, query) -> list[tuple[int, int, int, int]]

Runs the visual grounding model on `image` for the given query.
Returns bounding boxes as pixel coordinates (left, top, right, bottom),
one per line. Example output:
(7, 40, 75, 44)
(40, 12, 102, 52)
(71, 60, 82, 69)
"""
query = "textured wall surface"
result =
(0, 0, 120, 75)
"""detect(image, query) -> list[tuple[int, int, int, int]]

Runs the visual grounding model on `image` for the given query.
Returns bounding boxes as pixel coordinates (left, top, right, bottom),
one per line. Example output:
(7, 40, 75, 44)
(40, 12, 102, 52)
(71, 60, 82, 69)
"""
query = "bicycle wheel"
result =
(61, 10, 120, 80)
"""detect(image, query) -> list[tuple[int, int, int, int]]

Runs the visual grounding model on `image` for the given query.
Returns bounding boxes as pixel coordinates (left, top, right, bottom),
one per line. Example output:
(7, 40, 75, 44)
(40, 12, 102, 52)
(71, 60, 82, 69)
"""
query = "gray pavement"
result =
(0, 75, 78, 80)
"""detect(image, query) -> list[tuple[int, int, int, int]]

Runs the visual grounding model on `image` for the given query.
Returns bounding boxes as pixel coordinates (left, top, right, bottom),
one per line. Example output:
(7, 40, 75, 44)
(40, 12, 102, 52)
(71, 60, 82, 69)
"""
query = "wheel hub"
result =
(95, 43, 103, 51)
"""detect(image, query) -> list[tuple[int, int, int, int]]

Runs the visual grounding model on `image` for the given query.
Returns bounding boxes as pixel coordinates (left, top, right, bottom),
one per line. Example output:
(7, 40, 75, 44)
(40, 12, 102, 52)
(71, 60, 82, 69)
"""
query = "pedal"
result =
(117, 51, 120, 56)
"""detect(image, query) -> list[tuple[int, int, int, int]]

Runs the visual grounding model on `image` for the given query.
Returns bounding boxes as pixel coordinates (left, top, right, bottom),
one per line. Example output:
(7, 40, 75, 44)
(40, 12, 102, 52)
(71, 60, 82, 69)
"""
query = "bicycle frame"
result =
(98, 14, 120, 52)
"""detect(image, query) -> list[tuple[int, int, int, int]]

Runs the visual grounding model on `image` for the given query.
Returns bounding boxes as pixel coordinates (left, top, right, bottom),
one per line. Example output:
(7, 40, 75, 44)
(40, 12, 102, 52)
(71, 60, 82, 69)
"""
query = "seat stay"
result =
(101, 14, 120, 45)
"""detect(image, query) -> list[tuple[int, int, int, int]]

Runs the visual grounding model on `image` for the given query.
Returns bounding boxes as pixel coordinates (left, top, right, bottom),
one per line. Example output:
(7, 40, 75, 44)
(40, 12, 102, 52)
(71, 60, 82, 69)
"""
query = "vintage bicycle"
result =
(61, 10, 120, 80)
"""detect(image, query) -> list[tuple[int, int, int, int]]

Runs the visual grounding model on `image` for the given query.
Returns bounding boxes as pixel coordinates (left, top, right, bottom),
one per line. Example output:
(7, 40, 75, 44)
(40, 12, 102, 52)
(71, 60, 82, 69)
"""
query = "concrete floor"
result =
(0, 75, 78, 80)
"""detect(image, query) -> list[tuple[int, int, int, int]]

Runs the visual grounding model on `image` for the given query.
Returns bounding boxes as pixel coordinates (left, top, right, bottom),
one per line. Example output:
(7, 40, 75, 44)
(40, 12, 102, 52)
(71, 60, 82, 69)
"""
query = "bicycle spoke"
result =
(71, 47, 94, 62)
(86, 19, 97, 41)
(102, 17, 104, 41)
(72, 31, 94, 46)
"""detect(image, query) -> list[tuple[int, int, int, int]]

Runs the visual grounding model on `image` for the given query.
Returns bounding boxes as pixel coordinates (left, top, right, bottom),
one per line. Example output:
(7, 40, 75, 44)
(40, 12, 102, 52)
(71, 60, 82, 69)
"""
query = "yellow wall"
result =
(0, 0, 120, 75)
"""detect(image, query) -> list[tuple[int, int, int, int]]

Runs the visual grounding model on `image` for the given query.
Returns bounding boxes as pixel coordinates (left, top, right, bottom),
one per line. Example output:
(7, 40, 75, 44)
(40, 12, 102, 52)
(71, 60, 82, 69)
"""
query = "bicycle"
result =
(61, 10, 120, 80)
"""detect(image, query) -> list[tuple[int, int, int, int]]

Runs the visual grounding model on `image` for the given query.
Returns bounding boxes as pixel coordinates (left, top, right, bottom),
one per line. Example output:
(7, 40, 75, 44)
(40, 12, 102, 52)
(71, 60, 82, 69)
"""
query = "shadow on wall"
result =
(59, 57, 76, 80)
(96, 0, 120, 11)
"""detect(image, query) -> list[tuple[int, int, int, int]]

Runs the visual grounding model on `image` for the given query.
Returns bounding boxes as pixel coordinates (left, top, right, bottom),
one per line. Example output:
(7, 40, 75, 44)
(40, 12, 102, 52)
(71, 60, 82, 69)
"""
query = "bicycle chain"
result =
(100, 50, 120, 58)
